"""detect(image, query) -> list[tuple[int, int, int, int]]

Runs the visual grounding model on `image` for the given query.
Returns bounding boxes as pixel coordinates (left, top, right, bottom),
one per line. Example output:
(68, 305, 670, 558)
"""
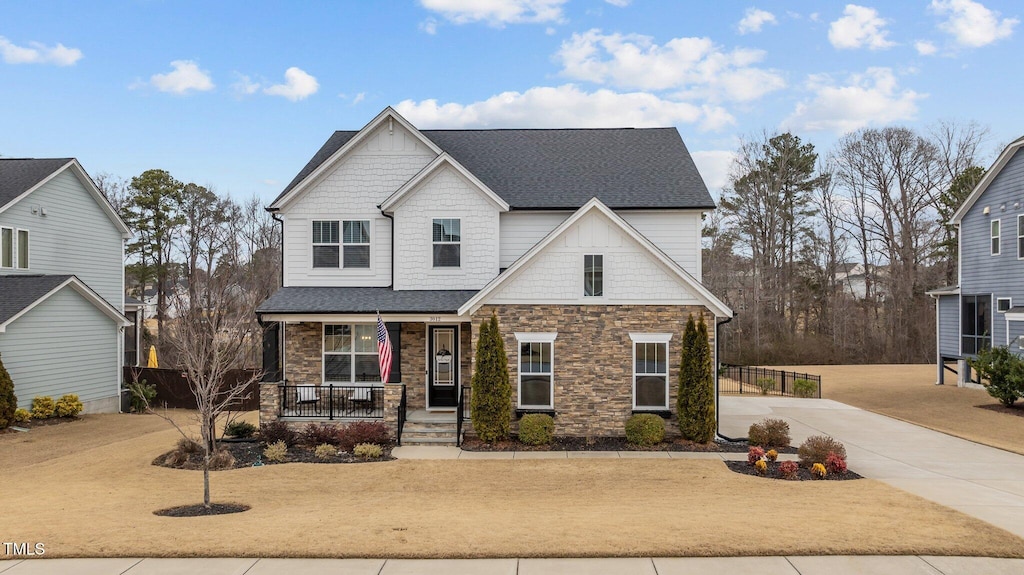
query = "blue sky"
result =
(1, 0, 1021, 202)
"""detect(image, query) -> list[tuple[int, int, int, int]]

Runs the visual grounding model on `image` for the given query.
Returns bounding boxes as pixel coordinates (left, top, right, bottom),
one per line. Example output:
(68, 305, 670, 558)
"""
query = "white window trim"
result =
(583, 253, 605, 298)
(431, 217, 461, 269)
(997, 297, 1012, 313)
(0, 226, 12, 269)
(630, 333, 672, 410)
(311, 219, 373, 271)
(321, 323, 382, 385)
(311, 220, 340, 269)
(991, 218, 1000, 256)
(341, 219, 372, 269)
(515, 332, 556, 409)
(1018, 215, 1024, 260)
(15, 228, 29, 270)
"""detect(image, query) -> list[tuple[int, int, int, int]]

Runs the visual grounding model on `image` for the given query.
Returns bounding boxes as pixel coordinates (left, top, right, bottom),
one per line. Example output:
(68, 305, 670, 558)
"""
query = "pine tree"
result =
(678, 314, 716, 442)
(471, 312, 512, 442)
(0, 353, 17, 429)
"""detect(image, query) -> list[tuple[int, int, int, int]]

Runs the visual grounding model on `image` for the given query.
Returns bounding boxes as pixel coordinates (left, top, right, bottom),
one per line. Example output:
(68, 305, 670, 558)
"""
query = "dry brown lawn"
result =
(766, 364, 1024, 456)
(2, 412, 1023, 558)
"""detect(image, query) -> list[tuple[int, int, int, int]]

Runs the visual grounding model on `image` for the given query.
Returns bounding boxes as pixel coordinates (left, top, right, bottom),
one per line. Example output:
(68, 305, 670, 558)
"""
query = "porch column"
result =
(957, 359, 970, 387)
(259, 381, 281, 426)
(383, 382, 404, 440)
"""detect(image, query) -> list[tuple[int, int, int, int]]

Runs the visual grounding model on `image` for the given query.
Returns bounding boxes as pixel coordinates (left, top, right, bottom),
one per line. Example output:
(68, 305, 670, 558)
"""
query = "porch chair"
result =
(294, 385, 321, 415)
(349, 387, 374, 415)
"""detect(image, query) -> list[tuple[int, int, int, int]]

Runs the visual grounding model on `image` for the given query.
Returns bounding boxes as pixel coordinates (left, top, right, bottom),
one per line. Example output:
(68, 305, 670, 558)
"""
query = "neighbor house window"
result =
(16, 229, 28, 269)
(631, 334, 672, 409)
(323, 324, 380, 383)
(312, 220, 340, 268)
(516, 333, 556, 409)
(584, 254, 603, 297)
(0, 227, 11, 268)
(342, 220, 370, 268)
(1018, 215, 1024, 259)
(991, 219, 1000, 255)
(961, 294, 991, 355)
(432, 218, 460, 267)
(998, 298, 1012, 313)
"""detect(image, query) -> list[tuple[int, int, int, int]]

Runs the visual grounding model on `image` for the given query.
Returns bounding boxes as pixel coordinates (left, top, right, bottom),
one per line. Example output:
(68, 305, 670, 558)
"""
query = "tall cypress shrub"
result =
(678, 314, 716, 442)
(0, 354, 17, 429)
(471, 312, 512, 442)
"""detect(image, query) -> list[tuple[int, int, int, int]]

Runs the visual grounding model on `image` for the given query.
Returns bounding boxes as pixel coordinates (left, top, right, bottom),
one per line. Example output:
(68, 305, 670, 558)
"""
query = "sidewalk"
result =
(3, 556, 1024, 575)
(391, 445, 798, 461)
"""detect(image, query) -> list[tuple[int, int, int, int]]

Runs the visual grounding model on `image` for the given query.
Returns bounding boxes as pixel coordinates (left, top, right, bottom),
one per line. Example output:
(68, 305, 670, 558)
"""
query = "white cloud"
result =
(149, 60, 214, 94)
(232, 73, 260, 96)
(352, 92, 366, 105)
(395, 84, 734, 131)
(264, 67, 319, 101)
(419, 17, 439, 34)
(828, 5, 895, 50)
(738, 8, 777, 35)
(419, 0, 566, 26)
(915, 40, 938, 55)
(782, 67, 924, 134)
(0, 36, 82, 66)
(555, 29, 785, 102)
(809, 12, 821, 22)
(931, 0, 1018, 47)
(605, 0, 631, 6)
(692, 150, 737, 196)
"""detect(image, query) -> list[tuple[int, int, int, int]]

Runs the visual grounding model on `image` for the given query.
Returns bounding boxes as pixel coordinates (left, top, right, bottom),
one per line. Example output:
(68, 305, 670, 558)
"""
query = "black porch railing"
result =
(397, 384, 407, 446)
(456, 385, 470, 446)
(718, 365, 822, 398)
(278, 384, 384, 419)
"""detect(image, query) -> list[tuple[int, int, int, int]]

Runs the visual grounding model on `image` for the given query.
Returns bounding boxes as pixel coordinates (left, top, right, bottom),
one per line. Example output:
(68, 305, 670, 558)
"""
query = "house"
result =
(256, 108, 732, 443)
(930, 135, 1024, 386)
(0, 159, 132, 412)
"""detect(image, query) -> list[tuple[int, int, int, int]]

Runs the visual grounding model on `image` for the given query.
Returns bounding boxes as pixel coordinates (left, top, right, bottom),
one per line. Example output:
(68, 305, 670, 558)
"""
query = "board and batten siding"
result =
(959, 148, 1024, 353)
(937, 294, 959, 356)
(0, 169, 124, 308)
(499, 210, 704, 279)
(0, 285, 120, 411)
(281, 122, 436, 287)
(488, 209, 702, 305)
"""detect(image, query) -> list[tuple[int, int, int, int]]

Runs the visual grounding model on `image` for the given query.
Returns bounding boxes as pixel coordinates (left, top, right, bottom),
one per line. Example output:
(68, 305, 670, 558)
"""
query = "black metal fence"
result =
(278, 384, 384, 419)
(397, 384, 407, 445)
(719, 365, 822, 398)
(456, 385, 471, 446)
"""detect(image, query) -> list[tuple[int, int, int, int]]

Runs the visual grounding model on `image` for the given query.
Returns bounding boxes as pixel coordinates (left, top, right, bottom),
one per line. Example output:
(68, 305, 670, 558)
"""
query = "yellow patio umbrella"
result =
(147, 345, 158, 368)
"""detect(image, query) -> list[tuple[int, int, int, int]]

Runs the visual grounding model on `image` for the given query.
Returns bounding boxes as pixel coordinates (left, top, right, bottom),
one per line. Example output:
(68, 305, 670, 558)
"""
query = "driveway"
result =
(720, 396, 1024, 538)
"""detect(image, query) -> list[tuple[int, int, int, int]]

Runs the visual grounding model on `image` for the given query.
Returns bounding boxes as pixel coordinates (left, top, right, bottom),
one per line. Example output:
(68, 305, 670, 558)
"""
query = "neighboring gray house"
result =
(0, 158, 131, 412)
(930, 135, 1024, 386)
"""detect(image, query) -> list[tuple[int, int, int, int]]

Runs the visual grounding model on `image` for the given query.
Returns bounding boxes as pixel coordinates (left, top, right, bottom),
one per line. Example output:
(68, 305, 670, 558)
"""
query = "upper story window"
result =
(312, 220, 370, 269)
(432, 218, 460, 267)
(584, 254, 603, 297)
(17, 229, 28, 269)
(991, 219, 1000, 256)
(1017, 215, 1024, 259)
(0, 227, 12, 268)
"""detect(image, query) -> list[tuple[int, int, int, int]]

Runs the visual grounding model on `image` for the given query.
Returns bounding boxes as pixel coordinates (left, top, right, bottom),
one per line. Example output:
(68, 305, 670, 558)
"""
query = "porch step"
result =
(401, 418, 459, 446)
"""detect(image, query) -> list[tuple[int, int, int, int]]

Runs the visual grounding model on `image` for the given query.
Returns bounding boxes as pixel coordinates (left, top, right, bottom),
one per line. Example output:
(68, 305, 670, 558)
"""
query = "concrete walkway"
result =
(3, 556, 1024, 575)
(391, 445, 798, 461)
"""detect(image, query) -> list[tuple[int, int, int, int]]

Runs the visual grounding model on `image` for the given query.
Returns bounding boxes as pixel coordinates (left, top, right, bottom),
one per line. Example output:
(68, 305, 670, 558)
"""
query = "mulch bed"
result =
(724, 460, 863, 481)
(976, 403, 1024, 419)
(153, 503, 251, 517)
(152, 439, 394, 470)
(461, 435, 799, 454)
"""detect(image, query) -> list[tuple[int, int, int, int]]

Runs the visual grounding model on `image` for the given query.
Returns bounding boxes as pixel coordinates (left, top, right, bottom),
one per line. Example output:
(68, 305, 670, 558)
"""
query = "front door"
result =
(427, 325, 458, 408)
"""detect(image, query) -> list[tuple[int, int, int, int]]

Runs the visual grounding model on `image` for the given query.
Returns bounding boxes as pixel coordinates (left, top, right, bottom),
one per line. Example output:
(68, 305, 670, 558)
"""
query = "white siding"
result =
(0, 286, 120, 411)
(393, 166, 500, 290)
(0, 169, 124, 307)
(488, 210, 702, 305)
(281, 122, 435, 287)
(499, 210, 704, 279)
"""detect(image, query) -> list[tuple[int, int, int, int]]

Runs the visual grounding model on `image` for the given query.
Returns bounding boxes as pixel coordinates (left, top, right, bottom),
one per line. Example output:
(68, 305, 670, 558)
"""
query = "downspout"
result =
(268, 208, 284, 289)
(378, 205, 394, 288)
(715, 313, 745, 442)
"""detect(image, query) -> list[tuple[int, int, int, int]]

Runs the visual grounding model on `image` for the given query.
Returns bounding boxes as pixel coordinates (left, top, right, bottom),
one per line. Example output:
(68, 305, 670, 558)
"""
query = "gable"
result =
(952, 136, 1024, 224)
(381, 154, 509, 213)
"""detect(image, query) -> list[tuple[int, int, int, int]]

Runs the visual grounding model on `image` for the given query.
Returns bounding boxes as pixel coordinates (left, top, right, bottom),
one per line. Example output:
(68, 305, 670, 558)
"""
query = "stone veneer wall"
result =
(284, 322, 321, 385)
(470, 304, 714, 437)
(401, 323, 426, 409)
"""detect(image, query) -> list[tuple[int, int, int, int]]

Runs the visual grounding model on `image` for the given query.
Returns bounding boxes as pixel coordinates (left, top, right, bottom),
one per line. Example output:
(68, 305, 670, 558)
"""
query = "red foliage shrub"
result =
(260, 421, 298, 446)
(301, 423, 340, 447)
(337, 421, 390, 451)
(747, 446, 765, 466)
(778, 460, 799, 480)
(825, 451, 848, 475)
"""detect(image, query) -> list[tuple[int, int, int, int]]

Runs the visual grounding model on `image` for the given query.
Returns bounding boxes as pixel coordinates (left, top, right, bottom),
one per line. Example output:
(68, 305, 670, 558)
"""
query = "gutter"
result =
(715, 313, 746, 443)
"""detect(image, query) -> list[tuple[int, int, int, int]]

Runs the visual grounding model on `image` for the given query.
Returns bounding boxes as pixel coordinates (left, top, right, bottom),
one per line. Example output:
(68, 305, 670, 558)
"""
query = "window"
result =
(631, 334, 672, 409)
(0, 227, 11, 268)
(16, 229, 28, 269)
(516, 333, 556, 409)
(584, 254, 603, 297)
(342, 220, 370, 268)
(312, 220, 339, 268)
(998, 298, 1012, 313)
(1018, 215, 1024, 259)
(432, 218, 460, 267)
(961, 294, 991, 355)
(991, 219, 1000, 255)
(323, 324, 380, 383)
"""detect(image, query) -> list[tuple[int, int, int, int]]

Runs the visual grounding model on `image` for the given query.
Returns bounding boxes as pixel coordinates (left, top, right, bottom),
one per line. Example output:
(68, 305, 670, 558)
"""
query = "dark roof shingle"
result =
(0, 159, 73, 209)
(256, 287, 478, 315)
(0, 275, 74, 324)
(273, 128, 712, 210)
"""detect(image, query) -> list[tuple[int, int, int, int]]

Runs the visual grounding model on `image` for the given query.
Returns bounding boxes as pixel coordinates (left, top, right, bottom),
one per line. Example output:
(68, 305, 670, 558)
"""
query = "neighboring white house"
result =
(257, 107, 731, 443)
(0, 158, 131, 413)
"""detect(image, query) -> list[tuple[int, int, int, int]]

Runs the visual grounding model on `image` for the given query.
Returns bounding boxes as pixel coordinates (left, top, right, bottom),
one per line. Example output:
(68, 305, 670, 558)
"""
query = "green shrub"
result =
(470, 312, 513, 443)
(260, 421, 299, 446)
(798, 435, 847, 468)
(748, 418, 791, 449)
(55, 394, 83, 417)
(314, 443, 338, 459)
(755, 377, 776, 395)
(969, 346, 1024, 407)
(353, 443, 383, 459)
(127, 379, 157, 413)
(224, 421, 257, 438)
(677, 314, 715, 443)
(31, 396, 55, 419)
(625, 413, 666, 446)
(264, 440, 288, 462)
(0, 354, 16, 429)
(793, 378, 818, 398)
(13, 408, 31, 424)
(518, 413, 554, 445)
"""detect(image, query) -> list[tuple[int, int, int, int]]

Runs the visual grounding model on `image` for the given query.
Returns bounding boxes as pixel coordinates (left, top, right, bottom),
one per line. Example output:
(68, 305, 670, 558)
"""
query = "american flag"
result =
(377, 312, 393, 383)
